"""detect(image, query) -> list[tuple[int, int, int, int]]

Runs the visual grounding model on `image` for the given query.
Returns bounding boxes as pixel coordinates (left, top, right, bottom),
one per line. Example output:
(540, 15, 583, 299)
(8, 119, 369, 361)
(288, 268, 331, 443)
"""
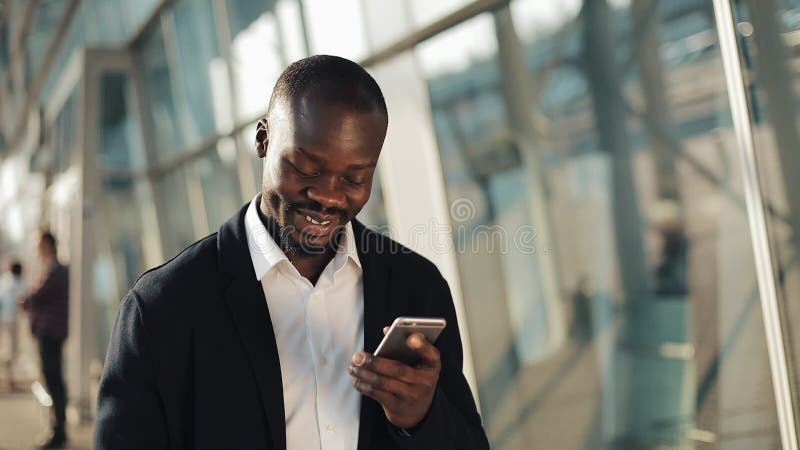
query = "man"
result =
(23, 232, 69, 449)
(95, 55, 489, 450)
(0, 259, 23, 390)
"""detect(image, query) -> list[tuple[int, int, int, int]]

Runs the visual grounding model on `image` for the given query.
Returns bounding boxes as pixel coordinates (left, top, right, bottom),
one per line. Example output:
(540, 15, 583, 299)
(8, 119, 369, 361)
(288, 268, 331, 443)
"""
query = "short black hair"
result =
(267, 55, 387, 120)
(40, 231, 57, 251)
(9, 260, 21, 277)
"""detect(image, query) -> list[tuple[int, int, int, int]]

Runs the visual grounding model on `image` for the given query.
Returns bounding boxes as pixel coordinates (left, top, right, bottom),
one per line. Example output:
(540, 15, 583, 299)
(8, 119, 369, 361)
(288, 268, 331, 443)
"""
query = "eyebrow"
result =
(297, 147, 378, 170)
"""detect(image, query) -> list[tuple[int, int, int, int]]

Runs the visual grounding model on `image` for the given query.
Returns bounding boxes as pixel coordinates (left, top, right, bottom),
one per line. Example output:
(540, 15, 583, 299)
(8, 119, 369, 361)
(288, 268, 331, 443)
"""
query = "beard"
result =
(261, 191, 348, 258)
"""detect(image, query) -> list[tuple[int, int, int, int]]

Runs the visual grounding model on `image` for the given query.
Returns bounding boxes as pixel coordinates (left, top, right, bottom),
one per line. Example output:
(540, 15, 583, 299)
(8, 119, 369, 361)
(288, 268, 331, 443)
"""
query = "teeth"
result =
(304, 215, 331, 226)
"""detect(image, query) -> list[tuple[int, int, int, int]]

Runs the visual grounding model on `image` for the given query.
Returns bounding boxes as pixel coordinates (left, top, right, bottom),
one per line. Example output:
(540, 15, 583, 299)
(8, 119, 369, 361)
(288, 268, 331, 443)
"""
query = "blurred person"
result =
(0, 258, 23, 390)
(22, 232, 69, 450)
(95, 55, 488, 450)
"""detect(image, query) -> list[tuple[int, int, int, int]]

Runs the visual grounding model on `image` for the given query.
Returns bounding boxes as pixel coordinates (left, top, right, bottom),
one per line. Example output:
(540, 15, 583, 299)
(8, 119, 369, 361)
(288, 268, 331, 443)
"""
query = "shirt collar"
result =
(244, 194, 361, 281)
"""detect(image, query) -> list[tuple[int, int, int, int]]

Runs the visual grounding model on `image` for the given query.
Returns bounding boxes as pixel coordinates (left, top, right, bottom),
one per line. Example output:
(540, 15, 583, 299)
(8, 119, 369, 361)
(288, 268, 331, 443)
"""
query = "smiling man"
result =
(94, 55, 489, 450)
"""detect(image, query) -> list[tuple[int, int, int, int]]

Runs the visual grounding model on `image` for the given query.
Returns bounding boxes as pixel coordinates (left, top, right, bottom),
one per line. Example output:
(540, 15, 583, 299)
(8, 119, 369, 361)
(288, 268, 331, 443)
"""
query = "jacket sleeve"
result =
(94, 291, 169, 450)
(388, 275, 490, 450)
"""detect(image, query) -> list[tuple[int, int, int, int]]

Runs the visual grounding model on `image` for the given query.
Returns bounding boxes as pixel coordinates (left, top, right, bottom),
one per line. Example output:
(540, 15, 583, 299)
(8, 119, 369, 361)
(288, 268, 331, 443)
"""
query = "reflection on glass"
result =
(732, 0, 800, 423)
(417, 1, 780, 448)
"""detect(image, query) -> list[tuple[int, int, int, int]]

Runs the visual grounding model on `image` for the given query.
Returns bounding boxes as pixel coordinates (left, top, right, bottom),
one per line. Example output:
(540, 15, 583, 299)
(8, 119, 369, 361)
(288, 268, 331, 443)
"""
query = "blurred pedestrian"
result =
(22, 231, 69, 450)
(0, 258, 23, 390)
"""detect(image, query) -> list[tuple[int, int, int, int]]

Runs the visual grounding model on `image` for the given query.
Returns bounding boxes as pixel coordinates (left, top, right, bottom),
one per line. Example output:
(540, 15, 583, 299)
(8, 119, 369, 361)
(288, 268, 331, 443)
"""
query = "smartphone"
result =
(374, 317, 446, 365)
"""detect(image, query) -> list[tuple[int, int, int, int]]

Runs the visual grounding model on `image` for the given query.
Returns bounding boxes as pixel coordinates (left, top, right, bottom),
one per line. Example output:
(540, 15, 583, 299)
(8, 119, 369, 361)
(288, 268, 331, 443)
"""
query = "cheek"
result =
(262, 155, 289, 189)
(263, 159, 300, 194)
(347, 186, 372, 212)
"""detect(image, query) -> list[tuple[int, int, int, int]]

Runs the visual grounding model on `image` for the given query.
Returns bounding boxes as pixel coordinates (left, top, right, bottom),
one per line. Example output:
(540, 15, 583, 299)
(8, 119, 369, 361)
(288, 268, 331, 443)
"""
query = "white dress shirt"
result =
(244, 196, 364, 450)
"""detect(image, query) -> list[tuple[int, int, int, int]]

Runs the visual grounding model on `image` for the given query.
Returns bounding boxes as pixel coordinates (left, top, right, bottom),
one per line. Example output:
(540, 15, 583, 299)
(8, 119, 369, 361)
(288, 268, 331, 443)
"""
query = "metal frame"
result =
(712, 0, 799, 448)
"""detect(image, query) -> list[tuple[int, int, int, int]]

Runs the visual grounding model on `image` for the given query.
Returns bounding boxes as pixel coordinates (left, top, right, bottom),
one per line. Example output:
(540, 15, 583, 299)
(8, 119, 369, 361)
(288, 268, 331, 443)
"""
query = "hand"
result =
(348, 328, 441, 429)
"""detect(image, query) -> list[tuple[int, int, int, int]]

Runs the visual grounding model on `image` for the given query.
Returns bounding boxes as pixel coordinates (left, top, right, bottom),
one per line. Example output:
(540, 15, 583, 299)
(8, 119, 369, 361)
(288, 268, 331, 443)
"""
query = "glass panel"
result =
(120, 0, 162, 34)
(136, 22, 185, 160)
(732, 0, 800, 424)
(99, 73, 145, 170)
(196, 141, 242, 230)
(94, 176, 146, 359)
(154, 165, 196, 256)
(172, 0, 222, 144)
(228, 2, 286, 122)
(0, 13, 8, 75)
(95, 71, 149, 359)
(417, 2, 781, 448)
(31, 87, 78, 174)
(25, 0, 68, 85)
(302, 0, 368, 60)
(39, 0, 138, 102)
(408, 0, 474, 27)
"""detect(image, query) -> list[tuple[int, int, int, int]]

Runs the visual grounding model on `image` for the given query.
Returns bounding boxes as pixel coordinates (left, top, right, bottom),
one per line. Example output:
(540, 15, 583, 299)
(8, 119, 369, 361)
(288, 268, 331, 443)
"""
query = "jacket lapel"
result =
(218, 205, 286, 450)
(353, 220, 392, 450)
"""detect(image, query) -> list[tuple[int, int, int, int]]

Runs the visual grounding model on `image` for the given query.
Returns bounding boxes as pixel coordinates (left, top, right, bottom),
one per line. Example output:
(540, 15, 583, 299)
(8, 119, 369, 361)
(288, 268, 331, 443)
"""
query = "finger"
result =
(352, 377, 401, 410)
(348, 364, 413, 399)
(383, 326, 390, 335)
(360, 354, 416, 384)
(407, 333, 441, 368)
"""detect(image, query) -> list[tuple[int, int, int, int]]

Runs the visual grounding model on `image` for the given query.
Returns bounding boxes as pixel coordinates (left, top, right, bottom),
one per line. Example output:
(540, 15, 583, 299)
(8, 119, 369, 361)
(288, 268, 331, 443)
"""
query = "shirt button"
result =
(320, 356, 328, 365)
(326, 425, 335, 433)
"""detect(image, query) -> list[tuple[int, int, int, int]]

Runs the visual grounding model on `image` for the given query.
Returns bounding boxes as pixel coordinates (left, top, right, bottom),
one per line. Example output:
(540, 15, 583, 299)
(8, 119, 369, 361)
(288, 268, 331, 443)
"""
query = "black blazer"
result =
(94, 204, 489, 450)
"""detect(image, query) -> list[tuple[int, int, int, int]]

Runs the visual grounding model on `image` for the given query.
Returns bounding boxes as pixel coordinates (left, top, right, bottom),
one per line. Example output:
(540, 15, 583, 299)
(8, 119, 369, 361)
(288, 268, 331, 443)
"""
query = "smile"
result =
(294, 208, 341, 232)
(304, 215, 331, 225)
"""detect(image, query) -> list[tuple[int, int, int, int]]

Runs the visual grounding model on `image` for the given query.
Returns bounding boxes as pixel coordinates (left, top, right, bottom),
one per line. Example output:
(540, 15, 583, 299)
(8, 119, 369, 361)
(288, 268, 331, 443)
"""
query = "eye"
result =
(342, 176, 364, 186)
(296, 167, 320, 178)
(287, 160, 320, 178)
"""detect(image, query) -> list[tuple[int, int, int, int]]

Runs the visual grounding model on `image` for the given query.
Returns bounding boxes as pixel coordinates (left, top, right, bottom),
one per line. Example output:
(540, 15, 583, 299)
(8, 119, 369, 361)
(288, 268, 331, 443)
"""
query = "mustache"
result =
(285, 200, 348, 222)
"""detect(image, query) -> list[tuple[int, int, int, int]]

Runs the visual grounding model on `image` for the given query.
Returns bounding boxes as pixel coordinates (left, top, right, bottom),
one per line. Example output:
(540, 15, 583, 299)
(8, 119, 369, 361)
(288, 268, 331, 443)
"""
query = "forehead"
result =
(272, 94, 387, 159)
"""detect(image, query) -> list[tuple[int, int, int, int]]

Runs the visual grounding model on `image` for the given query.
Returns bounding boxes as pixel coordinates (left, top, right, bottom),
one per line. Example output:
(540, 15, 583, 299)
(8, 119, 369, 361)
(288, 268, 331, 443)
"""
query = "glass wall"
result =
(4, 0, 800, 446)
(95, 72, 149, 359)
(731, 0, 800, 430)
(136, 22, 186, 159)
(417, 1, 781, 448)
(171, 0, 222, 145)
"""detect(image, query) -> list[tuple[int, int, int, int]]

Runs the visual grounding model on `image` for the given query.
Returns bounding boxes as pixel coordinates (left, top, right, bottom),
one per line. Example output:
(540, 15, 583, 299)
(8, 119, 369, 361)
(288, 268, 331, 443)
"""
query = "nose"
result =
(307, 177, 347, 211)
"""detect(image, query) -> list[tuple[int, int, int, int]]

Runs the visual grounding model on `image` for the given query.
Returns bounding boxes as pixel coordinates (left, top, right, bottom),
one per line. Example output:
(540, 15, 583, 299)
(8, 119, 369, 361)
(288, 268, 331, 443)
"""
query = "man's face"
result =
(37, 239, 53, 261)
(256, 94, 387, 255)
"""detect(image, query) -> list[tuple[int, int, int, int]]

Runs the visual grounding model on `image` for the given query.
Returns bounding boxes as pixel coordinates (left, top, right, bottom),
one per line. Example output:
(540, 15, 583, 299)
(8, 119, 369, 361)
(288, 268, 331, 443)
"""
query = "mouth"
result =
(291, 207, 342, 239)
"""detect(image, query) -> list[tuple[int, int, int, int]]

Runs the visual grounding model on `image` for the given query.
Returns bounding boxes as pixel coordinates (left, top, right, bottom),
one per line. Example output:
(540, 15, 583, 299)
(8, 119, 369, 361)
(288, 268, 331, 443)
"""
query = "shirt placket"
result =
(306, 281, 336, 449)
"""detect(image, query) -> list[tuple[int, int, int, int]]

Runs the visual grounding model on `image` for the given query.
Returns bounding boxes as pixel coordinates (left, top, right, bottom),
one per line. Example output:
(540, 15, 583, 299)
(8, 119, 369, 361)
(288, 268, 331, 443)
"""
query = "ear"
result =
(255, 119, 268, 158)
